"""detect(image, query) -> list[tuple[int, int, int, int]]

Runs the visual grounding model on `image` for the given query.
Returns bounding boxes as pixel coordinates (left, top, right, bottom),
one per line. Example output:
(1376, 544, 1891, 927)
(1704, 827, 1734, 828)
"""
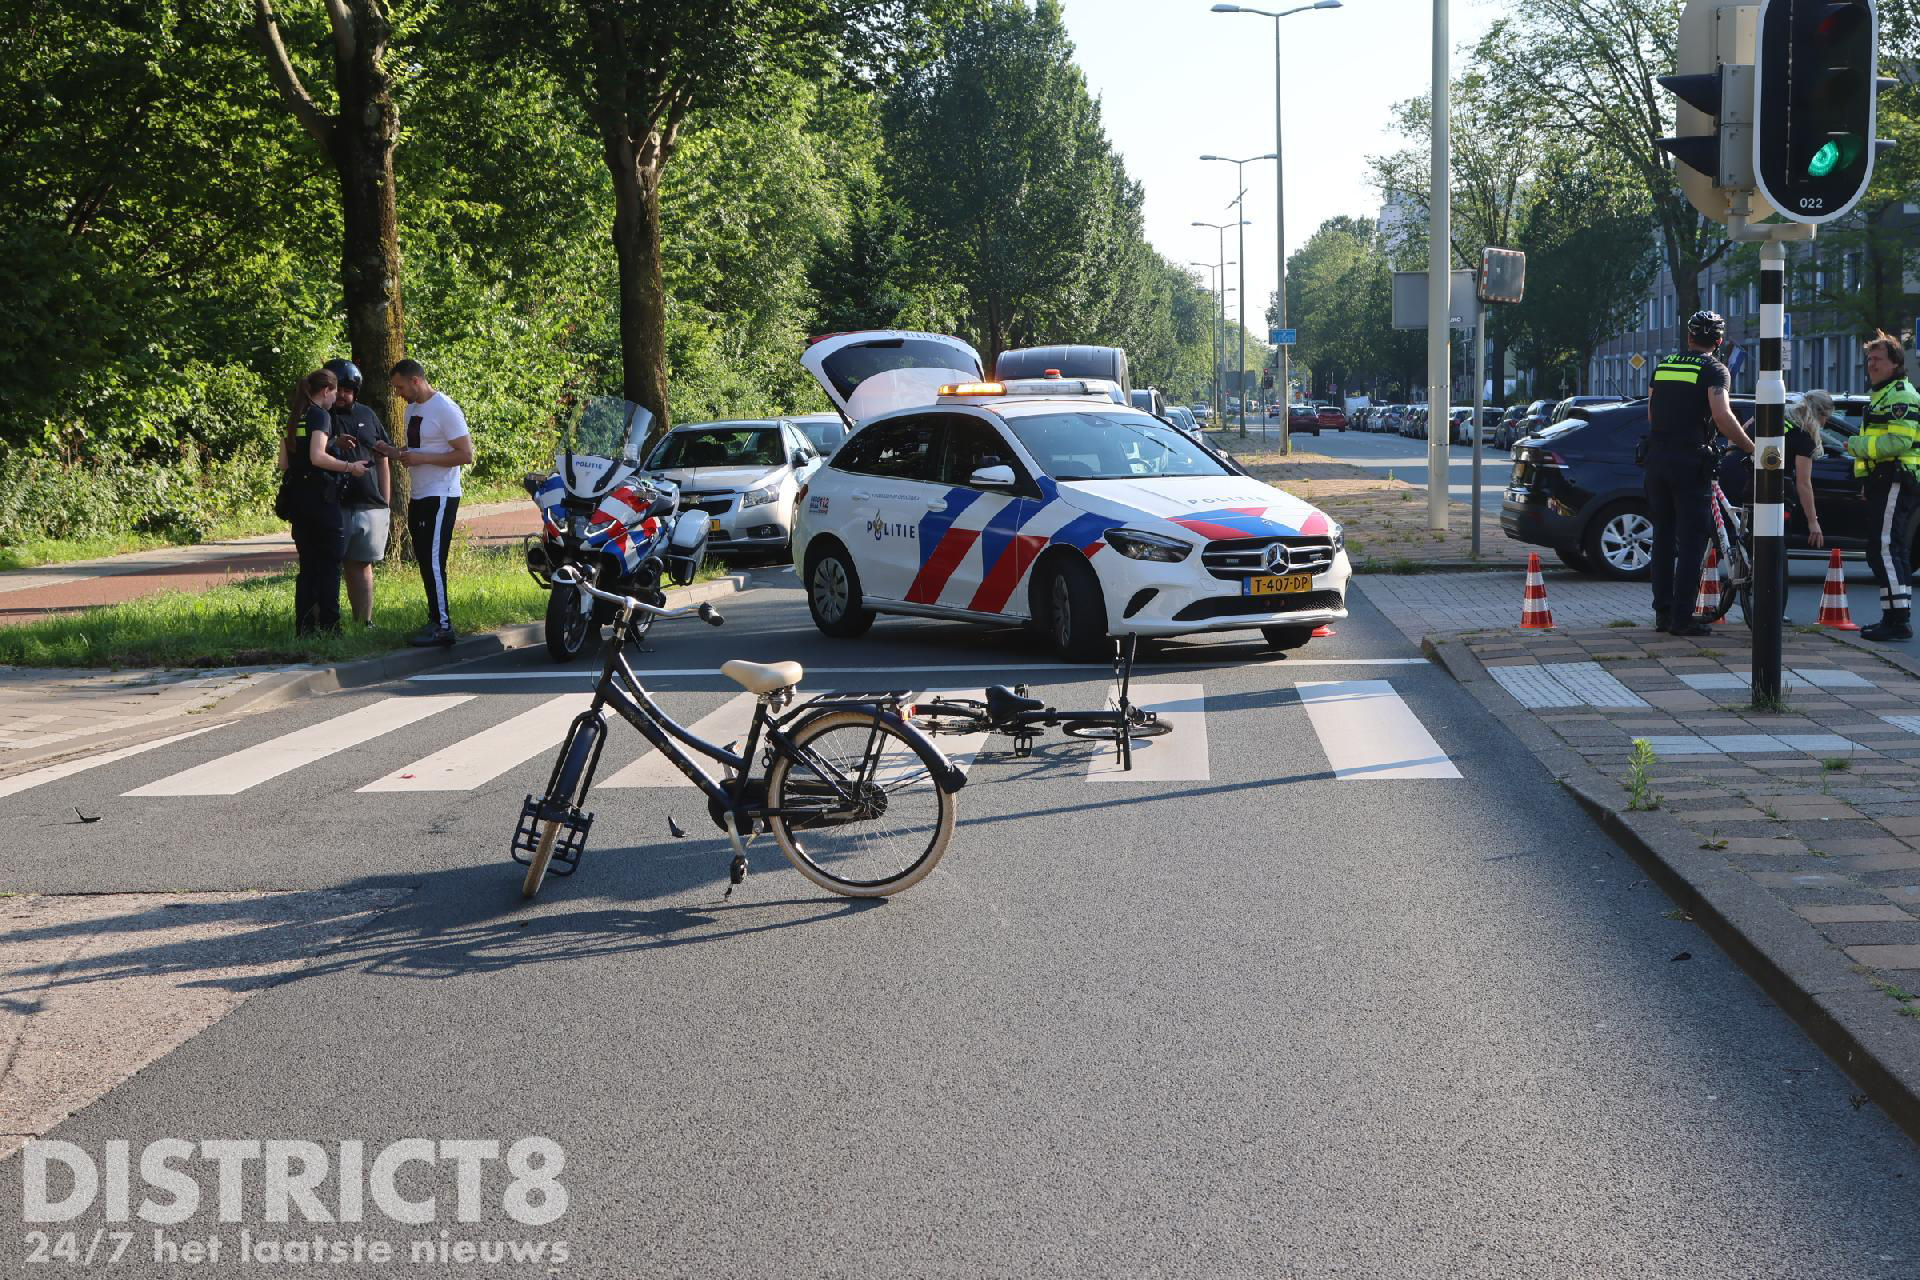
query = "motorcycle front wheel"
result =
(545, 584, 595, 662)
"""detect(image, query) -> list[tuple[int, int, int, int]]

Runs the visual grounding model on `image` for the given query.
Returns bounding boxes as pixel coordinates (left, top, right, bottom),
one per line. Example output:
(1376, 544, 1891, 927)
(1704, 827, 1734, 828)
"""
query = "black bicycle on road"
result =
(909, 635, 1169, 771)
(513, 567, 967, 900)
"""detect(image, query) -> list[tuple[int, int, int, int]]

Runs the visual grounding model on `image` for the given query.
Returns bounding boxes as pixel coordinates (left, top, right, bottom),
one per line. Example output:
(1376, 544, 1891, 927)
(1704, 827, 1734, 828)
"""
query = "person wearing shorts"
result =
(324, 358, 391, 626)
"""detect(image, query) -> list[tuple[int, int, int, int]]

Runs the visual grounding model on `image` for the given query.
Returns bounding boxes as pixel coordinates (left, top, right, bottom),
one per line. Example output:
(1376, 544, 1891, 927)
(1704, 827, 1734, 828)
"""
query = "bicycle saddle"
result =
(722, 659, 803, 694)
(985, 685, 1044, 721)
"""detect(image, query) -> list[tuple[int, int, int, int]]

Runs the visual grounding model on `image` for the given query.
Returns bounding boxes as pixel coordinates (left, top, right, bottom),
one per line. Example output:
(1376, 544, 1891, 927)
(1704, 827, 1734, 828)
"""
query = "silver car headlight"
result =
(1106, 528, 1193, 562)
(741, 484, 778, 509)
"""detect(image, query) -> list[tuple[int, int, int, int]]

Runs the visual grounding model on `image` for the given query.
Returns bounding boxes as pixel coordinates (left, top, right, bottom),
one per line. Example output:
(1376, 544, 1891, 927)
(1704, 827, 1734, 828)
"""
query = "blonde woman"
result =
(1778, 390, 1830, 622)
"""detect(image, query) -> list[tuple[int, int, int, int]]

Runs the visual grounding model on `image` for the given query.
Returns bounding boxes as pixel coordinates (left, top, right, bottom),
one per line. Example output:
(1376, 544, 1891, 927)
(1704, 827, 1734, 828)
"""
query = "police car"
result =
(794, 330, 1350, 659)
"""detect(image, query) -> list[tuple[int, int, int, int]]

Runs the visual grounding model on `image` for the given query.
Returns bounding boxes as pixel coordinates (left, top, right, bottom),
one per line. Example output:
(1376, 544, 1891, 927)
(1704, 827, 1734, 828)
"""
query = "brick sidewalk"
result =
(1430, 617, 1920, 1128)
(1211, 440, 1532, 569)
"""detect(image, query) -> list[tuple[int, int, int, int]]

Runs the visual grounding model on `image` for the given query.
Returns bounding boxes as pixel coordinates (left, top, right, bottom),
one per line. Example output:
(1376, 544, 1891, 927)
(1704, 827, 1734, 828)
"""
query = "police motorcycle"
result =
(522, 397, 709, 661)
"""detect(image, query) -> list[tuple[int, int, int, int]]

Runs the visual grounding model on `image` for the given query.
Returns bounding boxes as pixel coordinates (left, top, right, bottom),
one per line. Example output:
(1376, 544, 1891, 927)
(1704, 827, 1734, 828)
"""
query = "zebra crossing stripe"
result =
(1088, 683, 1208, 783)
(1294, 680, 1461, 779)
(599, 693, 759, 789)
(125, 695, 474, 796)
(359, 694, 596, 792)
(0, 725, 224, 800)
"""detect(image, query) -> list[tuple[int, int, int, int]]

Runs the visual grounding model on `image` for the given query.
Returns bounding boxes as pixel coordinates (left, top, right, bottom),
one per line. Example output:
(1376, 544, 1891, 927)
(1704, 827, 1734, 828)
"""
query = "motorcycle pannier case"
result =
(666, 510, 708, 585)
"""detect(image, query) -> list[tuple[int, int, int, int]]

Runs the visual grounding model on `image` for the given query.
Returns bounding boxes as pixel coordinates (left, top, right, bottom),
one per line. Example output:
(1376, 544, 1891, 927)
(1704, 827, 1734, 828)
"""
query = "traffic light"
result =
(1753, 0, 1892, 223)
(1657, 0, 1765, 223)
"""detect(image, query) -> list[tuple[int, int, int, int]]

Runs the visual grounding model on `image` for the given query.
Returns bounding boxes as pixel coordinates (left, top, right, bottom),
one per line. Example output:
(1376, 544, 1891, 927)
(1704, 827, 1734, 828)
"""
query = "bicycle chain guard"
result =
(511, 794, 593, 877)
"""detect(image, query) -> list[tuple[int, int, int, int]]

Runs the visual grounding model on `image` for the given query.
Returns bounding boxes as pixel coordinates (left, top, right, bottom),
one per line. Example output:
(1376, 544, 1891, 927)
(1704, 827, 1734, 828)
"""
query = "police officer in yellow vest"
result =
(1645, 311, 1756, 635)
(1845, 330, 1920, 641)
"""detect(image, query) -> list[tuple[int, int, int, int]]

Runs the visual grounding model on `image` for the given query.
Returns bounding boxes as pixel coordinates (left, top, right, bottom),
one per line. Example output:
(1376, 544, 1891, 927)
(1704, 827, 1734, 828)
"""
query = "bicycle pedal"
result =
(722, 853, 749, 898)
(667, 815, 686, 839)
(510, 794, 592, 877)
(1013, 730, 1036, 758)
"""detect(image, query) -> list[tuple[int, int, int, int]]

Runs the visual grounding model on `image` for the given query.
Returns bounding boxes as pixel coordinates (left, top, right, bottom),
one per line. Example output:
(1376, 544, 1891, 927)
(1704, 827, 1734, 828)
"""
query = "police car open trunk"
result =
(802, 331, 984, 427)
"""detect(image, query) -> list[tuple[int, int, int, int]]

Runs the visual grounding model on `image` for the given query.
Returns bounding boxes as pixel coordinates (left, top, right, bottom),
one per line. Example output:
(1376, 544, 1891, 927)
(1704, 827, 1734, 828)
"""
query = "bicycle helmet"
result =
(1686, 310, 1726, 347)
(323, 358, 363, 392)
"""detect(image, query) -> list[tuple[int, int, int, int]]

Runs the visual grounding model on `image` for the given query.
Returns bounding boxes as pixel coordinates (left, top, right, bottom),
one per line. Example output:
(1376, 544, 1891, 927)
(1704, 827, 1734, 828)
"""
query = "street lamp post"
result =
(1188, 259, 1232, 425)
(1200, 154, 1276, 439)
(1210, 0, 1343, 455)
(1194, 220, 1247, 434)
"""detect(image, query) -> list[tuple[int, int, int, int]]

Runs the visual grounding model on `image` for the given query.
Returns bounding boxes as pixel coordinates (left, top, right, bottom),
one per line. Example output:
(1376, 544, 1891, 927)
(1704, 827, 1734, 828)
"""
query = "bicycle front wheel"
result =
(766, 710, 956, 897)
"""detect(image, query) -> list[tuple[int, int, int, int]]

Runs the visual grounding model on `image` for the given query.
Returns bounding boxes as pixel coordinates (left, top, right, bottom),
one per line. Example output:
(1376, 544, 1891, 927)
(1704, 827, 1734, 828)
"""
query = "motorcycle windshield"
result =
(561, 397, 651, 498)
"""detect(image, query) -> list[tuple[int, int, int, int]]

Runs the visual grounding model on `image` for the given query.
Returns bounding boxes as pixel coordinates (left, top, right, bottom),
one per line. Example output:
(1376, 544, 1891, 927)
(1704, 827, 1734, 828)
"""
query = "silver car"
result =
(642, 419, 824, 557)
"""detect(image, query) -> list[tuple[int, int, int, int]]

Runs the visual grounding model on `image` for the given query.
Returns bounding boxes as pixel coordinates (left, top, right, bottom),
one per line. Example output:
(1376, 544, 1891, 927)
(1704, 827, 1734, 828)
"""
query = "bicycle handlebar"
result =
(550, 565, 724, 626)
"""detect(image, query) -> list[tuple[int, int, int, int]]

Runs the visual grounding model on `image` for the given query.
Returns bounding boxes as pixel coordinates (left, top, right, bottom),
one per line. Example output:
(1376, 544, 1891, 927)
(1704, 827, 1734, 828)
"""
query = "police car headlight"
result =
(1106, 529, 1192, 562)
(741, 484, 777, 509)
(1329, 521, 1344, 555)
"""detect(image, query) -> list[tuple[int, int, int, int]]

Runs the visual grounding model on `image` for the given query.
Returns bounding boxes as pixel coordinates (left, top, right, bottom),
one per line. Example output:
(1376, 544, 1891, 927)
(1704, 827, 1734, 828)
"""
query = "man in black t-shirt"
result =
(1643, 311, 1755, 635)
(323, 359, 391, 626)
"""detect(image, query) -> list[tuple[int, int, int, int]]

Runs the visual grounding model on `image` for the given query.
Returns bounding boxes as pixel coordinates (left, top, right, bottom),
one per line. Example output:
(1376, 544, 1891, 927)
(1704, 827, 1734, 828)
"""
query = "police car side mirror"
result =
(791, 449, 809, 469)
(969, 464, 1017, 489)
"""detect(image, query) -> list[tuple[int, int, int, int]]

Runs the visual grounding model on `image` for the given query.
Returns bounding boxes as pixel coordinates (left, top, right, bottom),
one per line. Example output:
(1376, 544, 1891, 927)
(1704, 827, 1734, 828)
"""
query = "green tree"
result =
(464, 0, 959, 444)
(252, 0, 413, 539)
(1481, 0, 1729, 320)
(881, 0, 1118, 366)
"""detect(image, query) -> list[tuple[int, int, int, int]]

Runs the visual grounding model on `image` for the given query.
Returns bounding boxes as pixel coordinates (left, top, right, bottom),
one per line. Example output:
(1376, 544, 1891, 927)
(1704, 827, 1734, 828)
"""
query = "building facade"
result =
(1588, 206, 1920, 402)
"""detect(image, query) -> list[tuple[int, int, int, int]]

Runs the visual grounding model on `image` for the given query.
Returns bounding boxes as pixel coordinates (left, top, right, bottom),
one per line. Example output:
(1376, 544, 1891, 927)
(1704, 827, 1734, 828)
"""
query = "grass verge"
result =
(0, 542, 548, 668)
(0, 510, 290, 572)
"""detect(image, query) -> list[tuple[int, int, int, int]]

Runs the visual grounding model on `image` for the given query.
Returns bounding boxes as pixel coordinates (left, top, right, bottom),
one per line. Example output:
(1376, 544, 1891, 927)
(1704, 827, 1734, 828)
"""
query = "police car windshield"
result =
(648, 428, 782, 469)
(1003, 411, 1229, 481)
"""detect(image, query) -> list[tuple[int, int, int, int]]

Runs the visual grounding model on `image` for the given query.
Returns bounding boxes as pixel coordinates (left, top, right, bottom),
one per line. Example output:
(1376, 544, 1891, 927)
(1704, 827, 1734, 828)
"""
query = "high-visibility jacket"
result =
(1647, 351, 1725, 450)
(1851, 375, 1920, 478)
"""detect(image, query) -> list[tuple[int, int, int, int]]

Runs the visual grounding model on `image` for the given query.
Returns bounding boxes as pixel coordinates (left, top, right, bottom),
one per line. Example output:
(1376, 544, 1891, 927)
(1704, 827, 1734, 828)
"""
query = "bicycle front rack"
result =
(511, 794, 594, 877)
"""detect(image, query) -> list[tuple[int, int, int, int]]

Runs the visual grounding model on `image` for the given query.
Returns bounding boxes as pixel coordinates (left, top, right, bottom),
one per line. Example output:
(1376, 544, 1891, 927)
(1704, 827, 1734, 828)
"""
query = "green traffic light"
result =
(1807, 135, 1865, 178)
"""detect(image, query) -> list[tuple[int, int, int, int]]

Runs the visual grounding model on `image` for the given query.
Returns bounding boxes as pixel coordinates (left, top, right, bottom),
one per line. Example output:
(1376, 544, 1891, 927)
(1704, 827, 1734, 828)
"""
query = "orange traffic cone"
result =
(1818, 547, 1859, 630)
(1520, 553, 1554, 629)
(1693, 547, 1721, 620)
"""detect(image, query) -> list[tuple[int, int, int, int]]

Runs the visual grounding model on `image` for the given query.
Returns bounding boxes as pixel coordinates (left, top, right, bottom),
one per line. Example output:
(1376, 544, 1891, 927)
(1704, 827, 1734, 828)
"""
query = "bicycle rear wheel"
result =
(909, 698, 993, 736)
(765, 710, 956, 897)
(1706, 538, 1753, 623)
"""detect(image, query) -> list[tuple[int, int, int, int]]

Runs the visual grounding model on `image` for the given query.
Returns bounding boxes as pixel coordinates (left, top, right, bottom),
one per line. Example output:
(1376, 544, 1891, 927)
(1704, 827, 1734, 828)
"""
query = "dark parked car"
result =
(1500, 395, 1870, 579)
(1492, 403, 1529, 450)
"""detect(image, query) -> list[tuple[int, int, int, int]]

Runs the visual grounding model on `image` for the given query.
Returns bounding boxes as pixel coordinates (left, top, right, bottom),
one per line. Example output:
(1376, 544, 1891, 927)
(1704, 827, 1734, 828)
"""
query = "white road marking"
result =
(125, 696, 473, 796)
(1295, 680, 1462, 780)
(0, 725, 224, 799)
(409, 658, 1429, 682)
(359, 694, 595, 792)
(599, 693, 758, 789)
(1088, 683, 1209, 783)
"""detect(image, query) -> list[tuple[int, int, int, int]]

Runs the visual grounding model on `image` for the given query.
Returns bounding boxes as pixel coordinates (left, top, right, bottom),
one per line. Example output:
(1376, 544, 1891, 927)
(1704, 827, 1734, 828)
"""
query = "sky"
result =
(1058, 0, 1502, 335)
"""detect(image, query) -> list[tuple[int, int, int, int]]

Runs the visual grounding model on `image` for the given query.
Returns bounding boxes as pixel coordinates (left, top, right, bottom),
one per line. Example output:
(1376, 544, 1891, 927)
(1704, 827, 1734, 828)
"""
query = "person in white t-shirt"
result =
(387, 359, 475, 646)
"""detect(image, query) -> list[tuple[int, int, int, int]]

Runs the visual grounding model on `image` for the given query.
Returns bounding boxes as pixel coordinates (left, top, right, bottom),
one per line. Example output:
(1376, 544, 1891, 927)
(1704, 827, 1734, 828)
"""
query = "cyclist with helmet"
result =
(323, 358, 392, 626)
(1845, 330, 1920, 641)
(1644, 310, 1755, 635)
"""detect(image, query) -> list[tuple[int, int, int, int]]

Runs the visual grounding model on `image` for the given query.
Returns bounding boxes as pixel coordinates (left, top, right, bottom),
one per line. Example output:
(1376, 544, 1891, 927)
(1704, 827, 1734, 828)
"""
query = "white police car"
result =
(794, 330, 1350, 659)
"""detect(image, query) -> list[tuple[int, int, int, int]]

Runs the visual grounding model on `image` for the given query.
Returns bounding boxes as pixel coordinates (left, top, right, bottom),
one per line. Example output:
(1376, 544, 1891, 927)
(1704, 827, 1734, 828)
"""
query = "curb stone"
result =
(1424, 631, 1920, 1146)
(0, 573, 750, 781)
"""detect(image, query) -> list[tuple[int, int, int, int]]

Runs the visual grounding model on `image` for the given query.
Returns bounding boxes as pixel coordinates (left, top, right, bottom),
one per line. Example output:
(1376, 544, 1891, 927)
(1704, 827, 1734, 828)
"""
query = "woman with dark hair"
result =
(278, 367, 370, 634)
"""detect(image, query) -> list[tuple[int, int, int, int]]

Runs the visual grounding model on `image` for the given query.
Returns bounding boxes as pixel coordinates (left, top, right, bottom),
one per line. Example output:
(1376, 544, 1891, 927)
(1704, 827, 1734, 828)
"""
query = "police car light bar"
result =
(939, 381, 1006, 396)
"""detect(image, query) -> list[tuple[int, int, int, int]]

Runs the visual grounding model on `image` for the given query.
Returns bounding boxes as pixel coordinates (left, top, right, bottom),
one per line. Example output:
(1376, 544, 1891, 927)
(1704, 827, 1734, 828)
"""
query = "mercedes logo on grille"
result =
(1262, 542, 1291, 573)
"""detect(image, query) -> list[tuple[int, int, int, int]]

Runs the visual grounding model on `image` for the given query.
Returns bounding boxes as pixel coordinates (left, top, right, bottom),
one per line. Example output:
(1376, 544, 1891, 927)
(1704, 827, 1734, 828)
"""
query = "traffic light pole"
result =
(1751, 236, 1787, 703)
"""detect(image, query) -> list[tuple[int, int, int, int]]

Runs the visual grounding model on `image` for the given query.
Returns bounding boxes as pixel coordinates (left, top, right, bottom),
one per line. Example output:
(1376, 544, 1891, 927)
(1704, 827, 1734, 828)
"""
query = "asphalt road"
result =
(5, 576, 1920, 1277)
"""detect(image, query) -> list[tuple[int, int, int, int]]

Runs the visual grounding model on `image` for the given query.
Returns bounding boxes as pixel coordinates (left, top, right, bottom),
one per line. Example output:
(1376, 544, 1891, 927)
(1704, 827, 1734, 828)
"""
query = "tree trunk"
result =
(606, 131, 671, 451)
(334, 2, 409, 563)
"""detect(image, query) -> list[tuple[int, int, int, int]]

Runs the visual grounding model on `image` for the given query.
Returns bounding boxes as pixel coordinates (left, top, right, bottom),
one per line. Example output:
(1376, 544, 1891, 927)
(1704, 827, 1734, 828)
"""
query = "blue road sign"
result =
(1270, 328, 1297, 345)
